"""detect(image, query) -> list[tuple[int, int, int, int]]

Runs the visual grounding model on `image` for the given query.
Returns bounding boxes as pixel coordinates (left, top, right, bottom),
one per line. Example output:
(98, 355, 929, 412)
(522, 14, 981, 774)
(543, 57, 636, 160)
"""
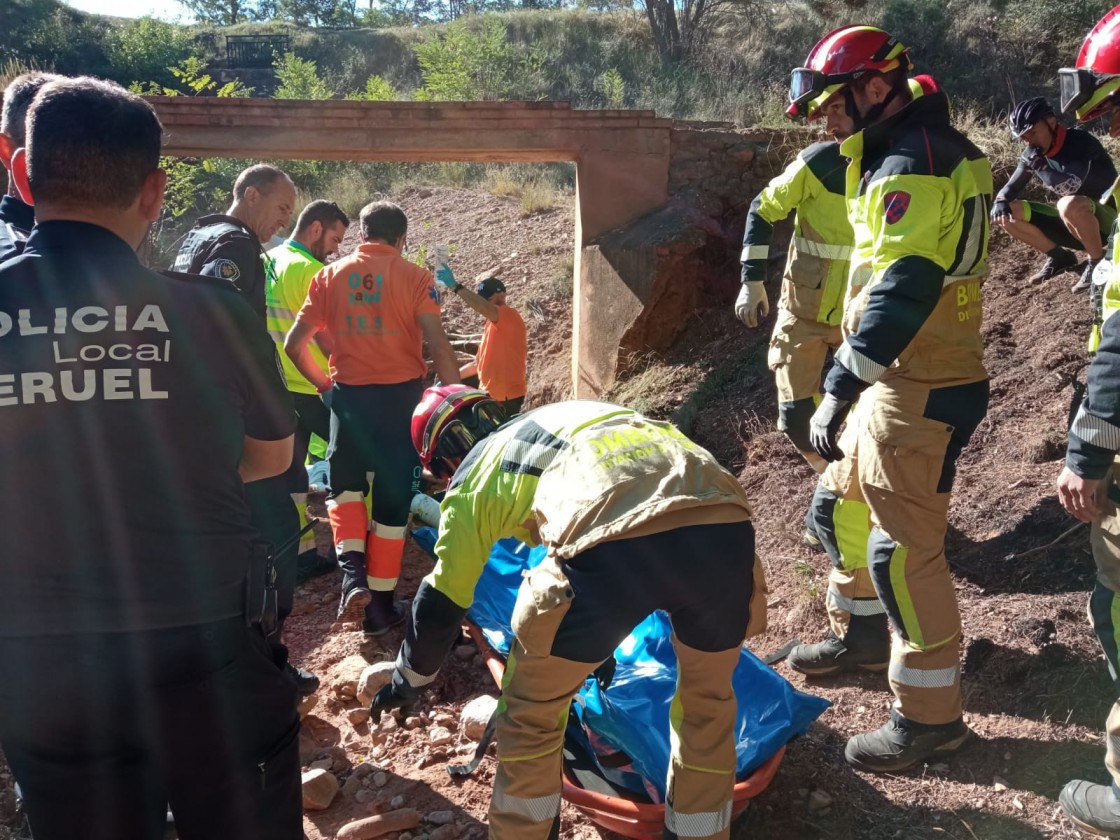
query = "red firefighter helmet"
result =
(411, 384, 507, 478)
(1060, 4, 1120, 121)
(787, 26, 913, 120)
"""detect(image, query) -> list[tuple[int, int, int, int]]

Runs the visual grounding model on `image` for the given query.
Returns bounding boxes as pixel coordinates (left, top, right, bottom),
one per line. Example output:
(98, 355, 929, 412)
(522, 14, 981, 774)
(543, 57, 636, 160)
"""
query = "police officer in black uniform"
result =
(0, 77, 302, 840)
(171, 163, 296, 317)
(0, 72, 61, 262)
(171, 163, 319, 695)
(992, 96, 1118, 290)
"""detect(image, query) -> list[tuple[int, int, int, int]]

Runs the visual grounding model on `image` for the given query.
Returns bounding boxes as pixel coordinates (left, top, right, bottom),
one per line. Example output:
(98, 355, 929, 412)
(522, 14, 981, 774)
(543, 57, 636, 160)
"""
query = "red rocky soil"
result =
(0, 184, 1113, 840)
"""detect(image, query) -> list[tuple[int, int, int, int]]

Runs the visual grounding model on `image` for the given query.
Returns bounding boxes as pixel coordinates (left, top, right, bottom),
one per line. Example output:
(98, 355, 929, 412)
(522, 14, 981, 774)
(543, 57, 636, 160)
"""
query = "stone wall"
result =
(588, 122, 812, 384)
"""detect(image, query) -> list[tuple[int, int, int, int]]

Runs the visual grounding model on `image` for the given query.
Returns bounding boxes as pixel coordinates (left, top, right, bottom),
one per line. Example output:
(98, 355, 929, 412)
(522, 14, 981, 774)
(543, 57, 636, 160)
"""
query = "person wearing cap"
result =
(448, 274, 528, 417)
(991, 96, 1116, 291)
(1054, 6, 1120, 835)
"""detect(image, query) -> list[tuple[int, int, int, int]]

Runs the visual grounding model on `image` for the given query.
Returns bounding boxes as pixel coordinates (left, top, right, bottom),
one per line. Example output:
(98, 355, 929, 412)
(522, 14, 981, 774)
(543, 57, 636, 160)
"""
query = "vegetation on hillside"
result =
(4, 0, 1118, 257)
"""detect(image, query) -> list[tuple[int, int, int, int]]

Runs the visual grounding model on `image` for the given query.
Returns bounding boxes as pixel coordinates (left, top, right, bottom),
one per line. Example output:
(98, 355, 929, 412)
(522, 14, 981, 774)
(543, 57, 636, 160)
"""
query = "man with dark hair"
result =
(790, 25, 992, 772)
(0, 76, 301, 839)
(261, 199, 349, 693)
(267, 197, 350, 517)
(446, 272, 528, 417)
(285, 199, 461, 636)
(172, 162, 296, 318)
(0, 72, 62, 261)
(992, 96, 1117, 290)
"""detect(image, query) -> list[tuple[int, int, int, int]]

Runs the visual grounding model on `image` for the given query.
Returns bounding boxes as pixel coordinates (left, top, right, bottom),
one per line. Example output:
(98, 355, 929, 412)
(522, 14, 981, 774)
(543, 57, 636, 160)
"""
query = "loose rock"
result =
(331, 655, 371, 699)
(336, 808, 421, 840)
(348, 707, 372, 726)
(430, 825, 460, 840)
(358, 662, 398, 705)
(373, 771, 389, 788)
(428, 810, 454, 825)
(309, 757, 334, 772)
(808, 790, 832, 812)
(460, 695, 498, 741)
(429, 726, 454, 747)
(298, 693, 318, 720)
(302, 768, 339, 811)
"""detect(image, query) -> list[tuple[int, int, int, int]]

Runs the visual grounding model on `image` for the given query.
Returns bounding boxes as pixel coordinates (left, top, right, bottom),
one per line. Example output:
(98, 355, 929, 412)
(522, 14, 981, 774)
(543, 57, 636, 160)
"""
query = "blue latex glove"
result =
(435, 265, 457, 289)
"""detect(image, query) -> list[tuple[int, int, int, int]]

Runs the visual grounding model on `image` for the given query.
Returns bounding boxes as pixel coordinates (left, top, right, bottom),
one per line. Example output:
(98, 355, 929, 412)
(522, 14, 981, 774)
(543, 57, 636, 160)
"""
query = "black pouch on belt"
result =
(246, 540, 278, 636)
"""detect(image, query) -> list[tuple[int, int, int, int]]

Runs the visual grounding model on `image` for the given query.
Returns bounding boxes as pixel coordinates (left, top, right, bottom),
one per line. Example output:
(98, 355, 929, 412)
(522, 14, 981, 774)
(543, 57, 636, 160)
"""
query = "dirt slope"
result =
(0, 186, 1110, 840)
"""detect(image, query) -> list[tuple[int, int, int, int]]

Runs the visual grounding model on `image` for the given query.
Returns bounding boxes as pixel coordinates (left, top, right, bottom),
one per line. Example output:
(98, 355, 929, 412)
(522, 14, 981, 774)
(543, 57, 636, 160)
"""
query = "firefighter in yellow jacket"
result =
(736, 90, 854, 475)
(1053, 9, 1120, 834)
(371, 387, 767, 839)
(788, 25, 991, 772)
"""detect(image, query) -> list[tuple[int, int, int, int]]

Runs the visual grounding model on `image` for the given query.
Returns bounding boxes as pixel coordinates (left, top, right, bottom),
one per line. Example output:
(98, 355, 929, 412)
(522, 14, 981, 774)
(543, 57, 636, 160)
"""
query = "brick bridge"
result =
(150, 97, 792, 397)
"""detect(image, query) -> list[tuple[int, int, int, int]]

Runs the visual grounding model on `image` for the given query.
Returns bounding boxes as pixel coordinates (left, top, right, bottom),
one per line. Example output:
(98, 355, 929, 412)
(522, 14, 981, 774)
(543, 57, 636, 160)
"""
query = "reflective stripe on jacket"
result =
(826, 92, 992, 403)
(741, 141, 853, 326)
(428, 401, 753, 611)
(1072, 253, 1120, 478)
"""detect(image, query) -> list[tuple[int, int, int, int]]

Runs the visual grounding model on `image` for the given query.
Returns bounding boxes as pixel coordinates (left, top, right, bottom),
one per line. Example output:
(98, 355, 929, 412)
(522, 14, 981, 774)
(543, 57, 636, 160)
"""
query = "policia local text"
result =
(0, 304, 171, 404)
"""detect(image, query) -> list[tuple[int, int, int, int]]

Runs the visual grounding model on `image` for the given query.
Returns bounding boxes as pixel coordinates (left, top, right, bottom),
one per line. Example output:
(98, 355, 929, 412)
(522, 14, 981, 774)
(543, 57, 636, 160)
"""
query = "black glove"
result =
(370, 680, 416, 718)
(809, 394, 853, 463)
(990, 198, 1012, 224)
(1026, 151, 1048, 172)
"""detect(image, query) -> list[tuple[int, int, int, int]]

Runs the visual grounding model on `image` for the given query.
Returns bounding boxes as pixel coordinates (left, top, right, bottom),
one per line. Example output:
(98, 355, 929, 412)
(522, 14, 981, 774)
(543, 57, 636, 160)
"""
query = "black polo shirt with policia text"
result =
(0, 221, 295, 636)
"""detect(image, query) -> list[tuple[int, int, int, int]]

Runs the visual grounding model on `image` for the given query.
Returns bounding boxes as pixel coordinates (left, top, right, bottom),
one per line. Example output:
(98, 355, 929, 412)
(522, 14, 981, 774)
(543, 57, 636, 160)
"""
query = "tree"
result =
(638, 0, 754, 65)
(181, 0, 272, 25)
(275, 0, 360, 25)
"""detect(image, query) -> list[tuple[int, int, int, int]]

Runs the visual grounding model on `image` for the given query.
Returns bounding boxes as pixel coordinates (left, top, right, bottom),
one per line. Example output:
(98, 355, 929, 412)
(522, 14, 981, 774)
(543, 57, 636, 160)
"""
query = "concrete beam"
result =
(147, 97, 676, 399)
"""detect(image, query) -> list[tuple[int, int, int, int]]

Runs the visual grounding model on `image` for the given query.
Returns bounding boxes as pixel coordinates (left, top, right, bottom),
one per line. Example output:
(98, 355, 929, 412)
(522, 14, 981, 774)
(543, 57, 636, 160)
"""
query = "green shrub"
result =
(106, 17, 198, 90)
(345, 74, 398, 101)
(599, 66, 625, 107)
(274, 52, 334, 99)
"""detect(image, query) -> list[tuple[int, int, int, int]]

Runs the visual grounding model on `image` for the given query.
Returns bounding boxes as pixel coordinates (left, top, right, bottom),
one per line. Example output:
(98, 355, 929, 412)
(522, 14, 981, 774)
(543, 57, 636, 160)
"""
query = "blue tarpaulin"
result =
(410, 527, 829, 802)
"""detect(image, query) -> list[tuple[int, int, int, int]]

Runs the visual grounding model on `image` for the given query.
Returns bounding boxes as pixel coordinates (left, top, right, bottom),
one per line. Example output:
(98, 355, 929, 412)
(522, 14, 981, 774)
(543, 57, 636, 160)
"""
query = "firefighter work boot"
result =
(285, 663, 321, 697)
(1059, 780, 1120, 837)
(787, 613, 889, 676)
(336, 550, 372, 623)
(363, 591, 408, 638)
(1028, 247, 1078, 284)
(845, 709, 972, 773)
(1072, 258, 1101, 293)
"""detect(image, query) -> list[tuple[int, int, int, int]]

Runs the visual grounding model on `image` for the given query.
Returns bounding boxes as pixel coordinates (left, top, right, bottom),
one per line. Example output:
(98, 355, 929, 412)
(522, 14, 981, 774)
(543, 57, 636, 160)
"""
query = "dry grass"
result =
(519, 180, 556, 215)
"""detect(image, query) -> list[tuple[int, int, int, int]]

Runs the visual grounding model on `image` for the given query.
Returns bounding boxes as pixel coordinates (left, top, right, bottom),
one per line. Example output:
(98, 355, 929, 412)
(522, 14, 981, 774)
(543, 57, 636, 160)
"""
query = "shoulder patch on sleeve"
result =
(884, 191, 911, 225)
(213, 258, 241, 282)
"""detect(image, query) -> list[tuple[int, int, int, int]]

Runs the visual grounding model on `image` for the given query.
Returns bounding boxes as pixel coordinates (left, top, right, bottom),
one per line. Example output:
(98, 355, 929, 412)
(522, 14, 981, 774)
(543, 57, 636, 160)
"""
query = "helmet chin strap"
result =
(852, 85, 900, 132)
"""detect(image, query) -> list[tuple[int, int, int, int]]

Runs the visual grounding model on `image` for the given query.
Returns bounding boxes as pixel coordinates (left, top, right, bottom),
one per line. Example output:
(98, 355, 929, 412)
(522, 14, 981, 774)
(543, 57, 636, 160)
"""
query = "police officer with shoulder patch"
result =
(172, 163, 296, 318)
(172, 164, 319, 695)
(0, 72, 62, 263)
(0, 76, 301, 840)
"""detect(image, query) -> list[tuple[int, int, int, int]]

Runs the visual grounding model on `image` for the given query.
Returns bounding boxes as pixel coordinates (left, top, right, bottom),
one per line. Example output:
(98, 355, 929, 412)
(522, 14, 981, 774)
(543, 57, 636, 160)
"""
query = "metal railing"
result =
(226, 35, 290, 68)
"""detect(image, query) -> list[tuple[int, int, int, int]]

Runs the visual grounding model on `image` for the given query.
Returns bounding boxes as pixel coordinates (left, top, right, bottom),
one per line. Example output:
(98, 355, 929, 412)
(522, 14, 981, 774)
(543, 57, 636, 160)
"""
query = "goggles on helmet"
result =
(1060, 67, 1120, 120)
(788, 67, 866, 116)
(426, 400, 507, 477)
